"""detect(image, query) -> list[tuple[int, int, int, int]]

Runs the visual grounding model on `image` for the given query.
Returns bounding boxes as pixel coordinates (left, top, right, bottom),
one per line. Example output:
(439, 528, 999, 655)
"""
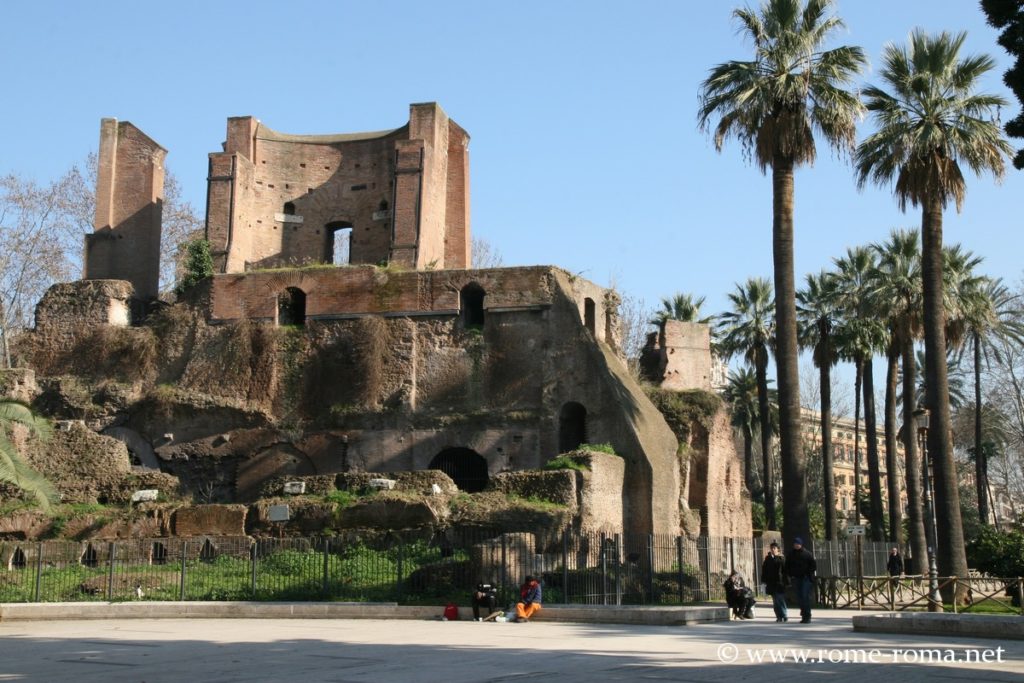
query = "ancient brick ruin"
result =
(8, 104, 750, 545)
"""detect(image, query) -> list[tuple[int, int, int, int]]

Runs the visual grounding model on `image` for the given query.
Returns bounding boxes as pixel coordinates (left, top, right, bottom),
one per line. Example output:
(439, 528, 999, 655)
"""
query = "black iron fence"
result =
(0, 531, 957, 606)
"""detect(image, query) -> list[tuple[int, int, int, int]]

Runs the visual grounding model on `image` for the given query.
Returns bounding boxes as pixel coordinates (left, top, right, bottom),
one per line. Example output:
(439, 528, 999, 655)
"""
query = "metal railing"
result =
(2, 531, 1006, 610)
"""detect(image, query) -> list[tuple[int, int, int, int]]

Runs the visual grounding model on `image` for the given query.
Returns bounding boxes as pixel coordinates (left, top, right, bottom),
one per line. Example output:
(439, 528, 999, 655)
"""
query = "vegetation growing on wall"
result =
(175, 239, 214, 295)
(645, 387, 722, 443)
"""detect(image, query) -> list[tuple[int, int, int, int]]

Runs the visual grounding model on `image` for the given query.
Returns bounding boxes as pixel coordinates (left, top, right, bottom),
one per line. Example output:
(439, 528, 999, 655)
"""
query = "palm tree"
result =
(950, 277, 1024, 523)
(724, 366, 762, 495)
(796, 270, 842, 540)
(698, 0, 866, 545)
(871, 228, 924, 557)
(855, 30, 1013, 593)
(650, 293, 710, 326)
(717, 277, 777, 528)
(0, 401, 57, 512)
(834, 247, 888, 541)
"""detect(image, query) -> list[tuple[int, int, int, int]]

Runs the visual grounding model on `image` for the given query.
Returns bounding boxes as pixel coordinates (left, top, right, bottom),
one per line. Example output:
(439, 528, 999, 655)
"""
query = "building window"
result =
(460, 283, 486, 328)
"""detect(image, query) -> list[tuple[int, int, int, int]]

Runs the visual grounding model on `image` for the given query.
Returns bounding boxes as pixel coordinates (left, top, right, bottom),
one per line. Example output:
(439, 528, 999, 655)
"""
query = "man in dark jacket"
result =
(786, 537, 816, 623)
(471, 581, 498, 621)
(887, 547, 904, 577)
(723, 570, 755, 619)
(761, 541, 788, 622)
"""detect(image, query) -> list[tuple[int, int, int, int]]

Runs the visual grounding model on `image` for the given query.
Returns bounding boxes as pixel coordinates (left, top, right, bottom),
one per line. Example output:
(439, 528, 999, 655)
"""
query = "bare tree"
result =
(0, 157, 201, 365)
(470, 236, 504, 269)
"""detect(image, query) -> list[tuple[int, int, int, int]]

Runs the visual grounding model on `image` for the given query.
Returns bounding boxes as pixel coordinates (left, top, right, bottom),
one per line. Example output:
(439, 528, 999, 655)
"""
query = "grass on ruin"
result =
(542, 455, 590, 472)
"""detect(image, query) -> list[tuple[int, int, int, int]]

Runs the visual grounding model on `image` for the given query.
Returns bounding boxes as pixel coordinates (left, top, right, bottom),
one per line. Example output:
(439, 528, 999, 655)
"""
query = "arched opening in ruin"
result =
(81, 544, 99, 568)
(151, 542, 168, 566)
(584, 297, 596, 334)
(559, 402, 588, 453)
(277, 287, 306, 326)
(428, 447, 488, 493)
(460, 283, 485, 328)
(325, 221, 354, 265)
(283, 201, 296, 215)
(10, 547, 27, 570)
(199, 539, 217, 563)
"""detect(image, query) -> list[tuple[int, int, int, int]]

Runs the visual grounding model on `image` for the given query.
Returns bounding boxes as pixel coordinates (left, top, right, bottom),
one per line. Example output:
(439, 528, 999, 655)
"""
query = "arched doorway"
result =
(460, 283, 485, 328)
(559, 402, 587, 453)
(429, 447, 488, 492)
(278, 287, 306, 326)
(325, 221, 354, 265)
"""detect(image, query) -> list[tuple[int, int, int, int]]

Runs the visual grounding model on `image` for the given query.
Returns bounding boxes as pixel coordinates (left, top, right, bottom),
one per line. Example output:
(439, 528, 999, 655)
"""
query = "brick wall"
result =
(85, 120, 165, 299)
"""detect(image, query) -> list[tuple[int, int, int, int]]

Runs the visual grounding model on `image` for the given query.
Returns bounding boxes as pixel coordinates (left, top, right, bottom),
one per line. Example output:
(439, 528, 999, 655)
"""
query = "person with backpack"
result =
(514, 575, 542, 622)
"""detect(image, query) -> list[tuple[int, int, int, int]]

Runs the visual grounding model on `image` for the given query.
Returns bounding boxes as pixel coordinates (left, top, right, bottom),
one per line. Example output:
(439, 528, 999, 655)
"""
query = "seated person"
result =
(472, 581, 498, 621)
(515, 575, 542, 622)
(723, 570, 756, 620)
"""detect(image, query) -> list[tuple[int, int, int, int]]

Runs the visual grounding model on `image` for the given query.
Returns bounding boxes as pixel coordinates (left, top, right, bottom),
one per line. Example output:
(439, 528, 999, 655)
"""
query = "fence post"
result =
(701, 537, 711, 602)
(34, 541, 43, 602)
(179, 541, 187, 601)
(615, 533, 623, 606)
(600, 532, 608, 605)
(322, 537, 330, 598)
(676, 536, 684, 605)
(728, 538, 735, 573)
(250, 542, 258, 599)
(561, 529, 569, 605)
(646, 534, 655, 604)
(500, 534, 508, 607)
(106, 542, 116, 601)
(395, 539, 404, 599)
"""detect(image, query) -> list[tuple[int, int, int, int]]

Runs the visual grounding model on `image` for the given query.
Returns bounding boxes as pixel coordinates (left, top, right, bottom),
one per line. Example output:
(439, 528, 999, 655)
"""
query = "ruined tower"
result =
(205, 102, 470, 274)
(84, 119, 166, 300)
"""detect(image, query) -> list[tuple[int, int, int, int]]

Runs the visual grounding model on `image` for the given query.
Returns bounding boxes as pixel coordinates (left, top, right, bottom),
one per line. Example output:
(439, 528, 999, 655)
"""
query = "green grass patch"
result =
(542, 455, 590, 472)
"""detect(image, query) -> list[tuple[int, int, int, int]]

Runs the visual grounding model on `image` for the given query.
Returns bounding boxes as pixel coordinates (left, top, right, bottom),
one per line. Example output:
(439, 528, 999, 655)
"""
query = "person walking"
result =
(761, 541, 789, 622)
(887, 547, 904, 577)
(786, 537, 816, 624)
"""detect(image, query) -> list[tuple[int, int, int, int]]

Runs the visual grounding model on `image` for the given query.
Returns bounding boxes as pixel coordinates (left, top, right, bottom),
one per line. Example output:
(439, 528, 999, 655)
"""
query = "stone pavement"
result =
(0, 608, 1021, 682)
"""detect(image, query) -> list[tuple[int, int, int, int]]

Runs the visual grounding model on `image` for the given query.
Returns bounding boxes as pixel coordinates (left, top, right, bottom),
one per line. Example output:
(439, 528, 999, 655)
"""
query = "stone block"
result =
(173, 504, 247, 536)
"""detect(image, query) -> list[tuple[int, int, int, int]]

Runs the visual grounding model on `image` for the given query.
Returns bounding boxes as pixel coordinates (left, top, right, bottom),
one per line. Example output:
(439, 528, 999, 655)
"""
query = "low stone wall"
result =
(173, 504, 248, 536)
(490, 470, 577, 508)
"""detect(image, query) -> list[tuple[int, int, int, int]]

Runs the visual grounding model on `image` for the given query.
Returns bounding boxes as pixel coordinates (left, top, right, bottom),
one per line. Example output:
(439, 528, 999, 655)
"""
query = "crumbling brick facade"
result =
(84, 120, 166, 300)
(205, 102, 470, 274)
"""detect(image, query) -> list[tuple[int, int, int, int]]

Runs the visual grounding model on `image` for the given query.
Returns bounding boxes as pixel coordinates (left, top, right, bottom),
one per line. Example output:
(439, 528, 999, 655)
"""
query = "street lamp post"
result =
(914, 408, 942, 612)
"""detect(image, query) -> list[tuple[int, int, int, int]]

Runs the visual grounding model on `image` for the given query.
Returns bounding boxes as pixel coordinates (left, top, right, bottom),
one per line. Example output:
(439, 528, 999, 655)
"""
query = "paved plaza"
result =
(0, 608, 1020, 682)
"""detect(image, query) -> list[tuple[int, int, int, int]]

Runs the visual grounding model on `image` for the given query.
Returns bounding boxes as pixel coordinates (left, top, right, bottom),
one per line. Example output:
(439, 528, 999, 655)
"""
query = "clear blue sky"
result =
(2, 1, 1020, 384)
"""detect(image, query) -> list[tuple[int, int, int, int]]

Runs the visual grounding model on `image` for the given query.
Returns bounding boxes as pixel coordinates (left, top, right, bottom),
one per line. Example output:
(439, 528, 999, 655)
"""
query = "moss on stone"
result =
(645, 387, 722, 442)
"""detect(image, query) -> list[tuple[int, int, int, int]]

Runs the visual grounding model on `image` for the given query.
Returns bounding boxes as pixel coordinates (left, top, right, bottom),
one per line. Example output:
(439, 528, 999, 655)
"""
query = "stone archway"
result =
(428, 447, 488, 492)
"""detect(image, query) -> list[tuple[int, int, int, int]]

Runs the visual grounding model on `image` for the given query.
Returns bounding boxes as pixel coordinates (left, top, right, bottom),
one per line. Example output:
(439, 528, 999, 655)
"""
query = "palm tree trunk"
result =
(901, 322, 928, 576)
(974, 332, 989, 525)
(885, 343, 904, 547)
(863, 357, 886, 541)
(854, 358, 862, 524)
(772, 154, 807, 546)
(756, 347, 776, 529)
(921, 199, 969, 602)
(743, 423, 756, 496)
(820, 357, 836, 541)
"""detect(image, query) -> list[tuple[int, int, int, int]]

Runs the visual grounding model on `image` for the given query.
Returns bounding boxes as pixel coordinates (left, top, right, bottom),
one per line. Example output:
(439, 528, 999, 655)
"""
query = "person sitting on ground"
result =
(472, 580, 498, 621)
(723, 570, 755, 620)
(515, 575, 542, 622)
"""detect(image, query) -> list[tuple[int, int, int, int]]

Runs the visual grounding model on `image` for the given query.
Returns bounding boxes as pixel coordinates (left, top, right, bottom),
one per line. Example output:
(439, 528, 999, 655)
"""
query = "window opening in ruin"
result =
(558, 402, 587, 453)
(81, 544, 99, 568)
(199, 539, 216, 563)
(428, 447, 488, 493)
(151, 542, 168, 565)
(277, 287, 306, 327)
(326, 221, 354, 265)
(378, 199, 389, 211)
(584, 298, 596, 334)
(11, 547, 27, 570)
(283, 201, 296, 215)
(460, 283, 485, 328)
